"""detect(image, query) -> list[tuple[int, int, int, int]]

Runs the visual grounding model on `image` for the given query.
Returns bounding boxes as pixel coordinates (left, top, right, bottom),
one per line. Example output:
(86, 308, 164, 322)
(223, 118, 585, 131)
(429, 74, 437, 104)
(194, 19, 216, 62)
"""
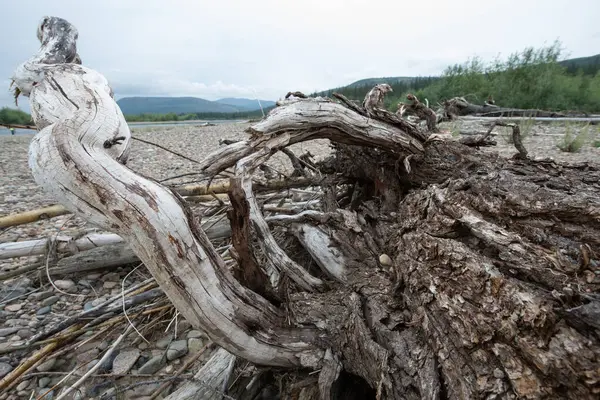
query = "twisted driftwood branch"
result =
(13, 16, 322, 368)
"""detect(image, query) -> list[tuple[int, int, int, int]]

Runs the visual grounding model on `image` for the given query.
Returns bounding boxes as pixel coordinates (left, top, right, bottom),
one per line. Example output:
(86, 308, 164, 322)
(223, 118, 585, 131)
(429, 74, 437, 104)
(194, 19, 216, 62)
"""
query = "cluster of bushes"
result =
(0, 107, 33, 125)
(322, 41, 600, 113)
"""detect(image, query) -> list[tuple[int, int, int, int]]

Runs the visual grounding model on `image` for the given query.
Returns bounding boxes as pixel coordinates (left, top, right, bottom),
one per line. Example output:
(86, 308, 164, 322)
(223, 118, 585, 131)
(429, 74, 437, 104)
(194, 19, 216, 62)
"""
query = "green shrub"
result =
(556, 123, 590, 153)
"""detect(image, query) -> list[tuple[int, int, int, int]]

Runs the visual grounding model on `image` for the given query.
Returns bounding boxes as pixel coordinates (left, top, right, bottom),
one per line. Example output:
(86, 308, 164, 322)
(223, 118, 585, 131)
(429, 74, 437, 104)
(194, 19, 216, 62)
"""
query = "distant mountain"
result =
(117, 96, 274, 115)
(559, 54, 600, 75)
(216, 98, 276, 111)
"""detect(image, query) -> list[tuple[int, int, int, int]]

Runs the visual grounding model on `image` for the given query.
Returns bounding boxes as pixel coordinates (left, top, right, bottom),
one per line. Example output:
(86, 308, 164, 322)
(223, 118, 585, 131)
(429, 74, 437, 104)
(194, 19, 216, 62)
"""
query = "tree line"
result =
(0, 107, 33, 125)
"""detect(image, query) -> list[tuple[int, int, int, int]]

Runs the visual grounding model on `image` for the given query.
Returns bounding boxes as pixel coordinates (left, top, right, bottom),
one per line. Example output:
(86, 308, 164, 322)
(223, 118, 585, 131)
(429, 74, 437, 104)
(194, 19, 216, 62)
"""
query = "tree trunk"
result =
(442, 97, 567, 118)
(11, 16, 599, 399)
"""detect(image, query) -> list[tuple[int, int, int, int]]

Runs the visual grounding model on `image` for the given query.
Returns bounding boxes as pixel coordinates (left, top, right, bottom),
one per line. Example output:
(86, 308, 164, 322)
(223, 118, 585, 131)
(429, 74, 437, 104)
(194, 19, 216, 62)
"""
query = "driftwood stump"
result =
(12, 16, 600, 399)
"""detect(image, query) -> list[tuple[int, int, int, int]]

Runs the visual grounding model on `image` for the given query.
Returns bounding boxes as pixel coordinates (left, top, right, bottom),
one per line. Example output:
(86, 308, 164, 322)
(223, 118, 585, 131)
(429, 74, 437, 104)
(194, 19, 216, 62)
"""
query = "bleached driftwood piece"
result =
(12, 16, 322, 368)
(164, 347, 236, 400)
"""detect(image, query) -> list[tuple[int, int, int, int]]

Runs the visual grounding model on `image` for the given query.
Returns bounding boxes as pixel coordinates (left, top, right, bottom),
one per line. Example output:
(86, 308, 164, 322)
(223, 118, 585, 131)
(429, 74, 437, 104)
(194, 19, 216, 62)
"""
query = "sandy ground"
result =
(0, 120, 598, 398)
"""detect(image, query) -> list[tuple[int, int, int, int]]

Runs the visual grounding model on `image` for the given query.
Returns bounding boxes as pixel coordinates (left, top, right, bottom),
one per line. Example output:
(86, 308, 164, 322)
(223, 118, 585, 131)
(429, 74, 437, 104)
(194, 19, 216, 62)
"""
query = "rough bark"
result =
(12, 16, 600, 400)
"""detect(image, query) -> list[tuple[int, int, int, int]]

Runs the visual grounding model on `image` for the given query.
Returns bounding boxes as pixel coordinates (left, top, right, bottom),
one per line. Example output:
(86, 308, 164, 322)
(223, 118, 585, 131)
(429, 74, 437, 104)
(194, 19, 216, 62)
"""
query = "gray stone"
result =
(16, 329, 33, 339)
(156, 335, 173, 350)
(53, 279, 75, 291)
(36, 306, 51, 316)
(86, 273, 102, 280)
(5, 303, 22, 312)
(186, 330, 206, 339)
(103, 281, 119, 289)
(41, 296, 60, 307)
(166, 340, 188, 361)
(0, 328, 19, 337)
(38, 377, 51, 388)
(178, 320, 192, 332)
(36, 358, 57, 372)
(76, 349, 99, 364)
(188, 337, 206, 353)
(111, 349, 140, 374)
(137, 355, 165, 375)
(0, 362, 13, 378)
(16, 380, 30, 391)
(83, 302, 95, 311)
(29, 291, 53, 301)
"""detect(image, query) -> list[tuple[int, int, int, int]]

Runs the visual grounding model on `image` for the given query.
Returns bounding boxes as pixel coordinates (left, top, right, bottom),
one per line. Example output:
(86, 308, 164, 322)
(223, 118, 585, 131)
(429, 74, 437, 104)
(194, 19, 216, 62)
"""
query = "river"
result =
(0, 119, 248, 135)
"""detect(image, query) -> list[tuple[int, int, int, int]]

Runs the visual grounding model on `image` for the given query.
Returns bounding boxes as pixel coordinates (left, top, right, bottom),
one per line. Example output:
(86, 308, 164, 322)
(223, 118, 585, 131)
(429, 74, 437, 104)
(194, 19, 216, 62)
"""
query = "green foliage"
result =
(314, 43, 600, 113)
(556, 122, 590, 153)
(0, 107, 33, 125)
(420, 41, 600, 112)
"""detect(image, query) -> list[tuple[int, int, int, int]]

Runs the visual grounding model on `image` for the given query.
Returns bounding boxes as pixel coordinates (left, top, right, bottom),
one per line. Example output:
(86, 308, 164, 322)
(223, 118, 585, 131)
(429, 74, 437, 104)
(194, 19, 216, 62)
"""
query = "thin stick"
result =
(131, 136, 201, 164)
(121, 263, 149, 344)
(55, 324, 133, 400)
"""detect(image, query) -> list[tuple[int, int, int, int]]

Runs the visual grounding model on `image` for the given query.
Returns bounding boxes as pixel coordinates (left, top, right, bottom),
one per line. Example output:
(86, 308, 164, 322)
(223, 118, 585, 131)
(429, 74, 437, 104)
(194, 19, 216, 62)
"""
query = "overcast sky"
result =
(1, 0, 598, 111)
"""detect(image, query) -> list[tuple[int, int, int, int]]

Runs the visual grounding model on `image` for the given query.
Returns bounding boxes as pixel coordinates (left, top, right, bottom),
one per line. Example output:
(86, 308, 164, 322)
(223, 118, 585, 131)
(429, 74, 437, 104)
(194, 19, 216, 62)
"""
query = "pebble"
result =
(16, 380, 30, 391)
(36, 306, 51, 316)
(188, 337, 206, 353)
(38, 377, 51, 388)
(0, 362, 13, 378)
(16, 329, 33, 339)
(103, 281, 119, 289)
(0, 328, 19, 337)
(186, 330, 206, 339)
(76, 349, 100, 364)
(86, 273, 102, 280)
(156, 335, 173, 350)
(137, 355, 165, 375)
(379, 254, 392, 266)
(167, 340, 188, 361)
(37, 389, 54, 399)
(165, 365, 175, 373)
(29, 291, 53, 301)
(36, 358, 57, 372)
(41, 296, 60, 307)
(83, 302, 95, 311)
(111, 349, 140, 374)
(5, 303, 22, 312)
(53, 279, 75, 291)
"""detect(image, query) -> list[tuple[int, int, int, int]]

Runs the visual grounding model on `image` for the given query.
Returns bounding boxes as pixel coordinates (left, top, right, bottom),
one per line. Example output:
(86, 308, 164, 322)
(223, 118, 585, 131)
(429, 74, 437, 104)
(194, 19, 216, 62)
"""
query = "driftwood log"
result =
(10, 16, 600, 399)
(442, 97, 566, 118)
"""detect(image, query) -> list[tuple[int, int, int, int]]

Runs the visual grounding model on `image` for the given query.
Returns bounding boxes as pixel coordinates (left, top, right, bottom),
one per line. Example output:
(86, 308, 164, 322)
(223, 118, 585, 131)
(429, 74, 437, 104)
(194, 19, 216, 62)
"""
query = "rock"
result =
(53, 279, 75, 291)
(5, 303, 22, 312)
(137, 355, 165, 375)
(9, 335, 21, 342)
(86, 273, 102, 280)
(137, 342, 149, 350)
(0, 328, 19, 337)
(0, 362, 13, 378)
(38, 377, 51, 388)
(29, 291, 53, 301)
(83, 302, 95, 311)
(41, 296, 60, 307)
(112, 348, 140, 375)
(16, 329, 33, 339)
(36, 306, 51, 316)
(16, 380, 30, 391)
(186, 330, 206, 339)
(188, 337, 206, 353)
(167, 340, 188, 361)
(379, 253, 392, 266)
(103, 281, 119, 289)
(156, 335, 173, 350)
(165, 364, 175, 373)
(76, 349, 99, 364)
(178, 320, 192, 332)
(36, 358, 57, 372)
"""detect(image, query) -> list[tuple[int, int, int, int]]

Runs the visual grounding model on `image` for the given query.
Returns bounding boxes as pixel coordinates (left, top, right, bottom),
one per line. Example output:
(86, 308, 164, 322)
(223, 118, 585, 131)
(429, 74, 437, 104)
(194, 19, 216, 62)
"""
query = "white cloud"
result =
(1, 0, 598, 109)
